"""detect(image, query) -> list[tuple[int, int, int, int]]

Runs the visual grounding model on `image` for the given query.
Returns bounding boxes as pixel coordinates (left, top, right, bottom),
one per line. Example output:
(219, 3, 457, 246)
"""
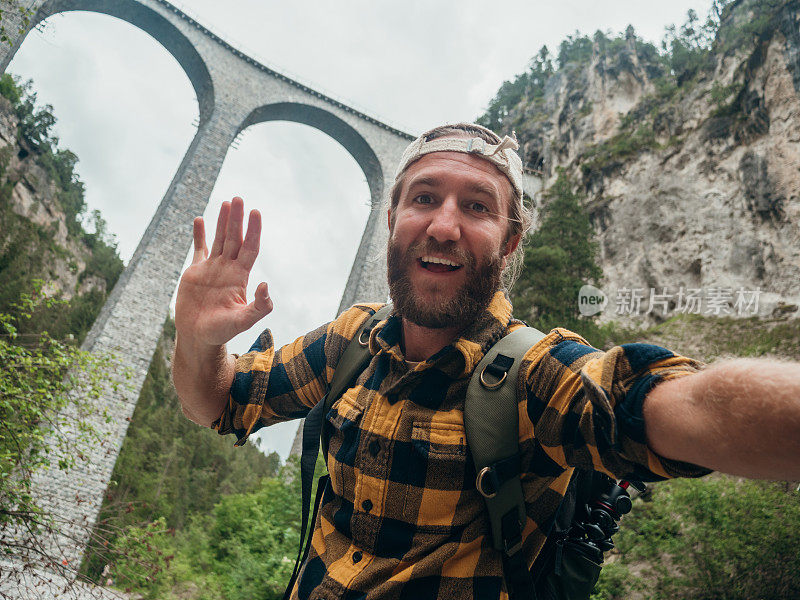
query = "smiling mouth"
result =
(418, 255, 463, 273)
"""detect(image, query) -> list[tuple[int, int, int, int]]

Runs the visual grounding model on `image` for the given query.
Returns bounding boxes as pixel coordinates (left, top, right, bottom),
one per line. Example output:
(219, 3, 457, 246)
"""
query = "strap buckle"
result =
(479, 365, 506, 390)
(479, 353, 514, 390)
(358, 318, 380, 347)
(476, 466, 499, 498)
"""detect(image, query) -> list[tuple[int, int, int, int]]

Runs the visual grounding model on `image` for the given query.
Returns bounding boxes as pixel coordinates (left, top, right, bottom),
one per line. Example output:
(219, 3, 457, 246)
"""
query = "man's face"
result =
(387, 150, 519, 330)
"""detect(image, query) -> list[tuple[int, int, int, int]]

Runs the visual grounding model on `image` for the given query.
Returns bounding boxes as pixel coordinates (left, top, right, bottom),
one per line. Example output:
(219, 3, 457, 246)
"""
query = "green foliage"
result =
(511, 171, 603, 339)
(81, 210, 124, 290)
(105, 517, 177, 597)
(478, 46, 554, 132)
(580, 125, 659, 181)
(0, 200, 112, 343)
(0, 75, 123, 339)
(0, 284, 128, 568)
(715, 0, 787, 55)
(662, 8, 719, 84)
(558, 31, 594, 66)
(82, 318, 284, 588)
(611, 477, 800, 599)
(591, 560, 639, 600)
(103, 458, 317, 600)
(0, 73, 21, 105)
(474, 2, 744, 138)
(4, 74, 89, 236)
(604, 311, 800, 363)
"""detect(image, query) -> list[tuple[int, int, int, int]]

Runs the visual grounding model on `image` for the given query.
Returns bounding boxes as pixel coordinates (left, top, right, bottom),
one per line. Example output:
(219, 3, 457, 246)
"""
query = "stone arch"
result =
(239, 102, 384, 205)
(20, 0, 214, 121)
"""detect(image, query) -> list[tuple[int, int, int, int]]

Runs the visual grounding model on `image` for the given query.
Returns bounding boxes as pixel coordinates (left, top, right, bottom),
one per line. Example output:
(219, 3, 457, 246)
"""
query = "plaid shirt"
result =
(214, 291, 710, 600)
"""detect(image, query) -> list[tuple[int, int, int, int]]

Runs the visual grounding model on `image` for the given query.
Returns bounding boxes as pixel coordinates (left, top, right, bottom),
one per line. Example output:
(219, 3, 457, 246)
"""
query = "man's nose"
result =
(425, 196, 461, 243)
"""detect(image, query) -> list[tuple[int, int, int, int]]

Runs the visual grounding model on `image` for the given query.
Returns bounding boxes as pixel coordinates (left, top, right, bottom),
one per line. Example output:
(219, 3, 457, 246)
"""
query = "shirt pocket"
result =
(325, 391, 364, 500)
(404, 420, 471, 531)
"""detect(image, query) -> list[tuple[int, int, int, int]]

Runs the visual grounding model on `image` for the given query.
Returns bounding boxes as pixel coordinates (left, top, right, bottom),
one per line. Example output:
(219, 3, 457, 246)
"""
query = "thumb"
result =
(241, 282, 273, 330)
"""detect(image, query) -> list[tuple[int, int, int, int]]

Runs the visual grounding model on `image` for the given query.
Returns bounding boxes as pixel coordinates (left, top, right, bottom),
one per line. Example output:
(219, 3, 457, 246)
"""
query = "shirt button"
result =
(362, 499, 373, 512)
(368, 440, 381, 457)
(352, 551, 363, 564)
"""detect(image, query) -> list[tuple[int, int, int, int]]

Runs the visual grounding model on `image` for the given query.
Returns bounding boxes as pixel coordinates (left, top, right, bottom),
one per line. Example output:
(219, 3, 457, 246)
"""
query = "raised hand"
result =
(175, 197, 272, 348)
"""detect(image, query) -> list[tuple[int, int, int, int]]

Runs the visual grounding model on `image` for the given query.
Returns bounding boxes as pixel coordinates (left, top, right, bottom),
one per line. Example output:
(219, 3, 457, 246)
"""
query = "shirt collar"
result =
(369, 291, 514, 379)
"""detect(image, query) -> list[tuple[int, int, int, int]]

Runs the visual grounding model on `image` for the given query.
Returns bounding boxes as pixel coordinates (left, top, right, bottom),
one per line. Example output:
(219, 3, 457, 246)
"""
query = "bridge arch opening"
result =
(22, 0, 214, 121)
(240, 102, 384, 206)
(195, 119, 373, 458)
(7, 10, 200, 262)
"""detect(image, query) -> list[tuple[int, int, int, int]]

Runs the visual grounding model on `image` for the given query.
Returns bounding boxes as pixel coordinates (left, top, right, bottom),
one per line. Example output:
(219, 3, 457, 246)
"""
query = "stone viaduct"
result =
(0, 1, 541, 596)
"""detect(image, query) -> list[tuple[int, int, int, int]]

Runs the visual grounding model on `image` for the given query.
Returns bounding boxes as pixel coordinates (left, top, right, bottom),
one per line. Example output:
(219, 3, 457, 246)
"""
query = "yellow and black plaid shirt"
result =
(213, 291, 710, 600)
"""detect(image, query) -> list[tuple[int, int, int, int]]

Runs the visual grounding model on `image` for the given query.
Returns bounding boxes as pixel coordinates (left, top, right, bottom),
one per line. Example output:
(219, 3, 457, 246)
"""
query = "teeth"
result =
(421, 255, 462, 267)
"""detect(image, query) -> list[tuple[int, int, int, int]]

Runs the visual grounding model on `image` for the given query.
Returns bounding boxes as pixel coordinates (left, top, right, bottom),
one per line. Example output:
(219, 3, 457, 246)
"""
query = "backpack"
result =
(284, 305, 642, 600)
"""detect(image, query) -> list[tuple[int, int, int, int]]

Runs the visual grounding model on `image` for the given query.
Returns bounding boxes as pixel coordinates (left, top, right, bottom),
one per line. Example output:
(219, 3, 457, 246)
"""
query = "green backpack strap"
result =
(465, 326, 547, 599)
(320, 304, 393, 458)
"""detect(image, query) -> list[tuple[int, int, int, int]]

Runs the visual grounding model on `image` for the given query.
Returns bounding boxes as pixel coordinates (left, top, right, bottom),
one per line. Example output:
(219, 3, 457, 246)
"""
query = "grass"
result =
(595, 312, 800, 362)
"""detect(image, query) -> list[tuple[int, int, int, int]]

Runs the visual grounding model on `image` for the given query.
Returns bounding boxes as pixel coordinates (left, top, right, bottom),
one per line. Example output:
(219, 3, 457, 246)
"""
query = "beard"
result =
(387, 236, 503, 330)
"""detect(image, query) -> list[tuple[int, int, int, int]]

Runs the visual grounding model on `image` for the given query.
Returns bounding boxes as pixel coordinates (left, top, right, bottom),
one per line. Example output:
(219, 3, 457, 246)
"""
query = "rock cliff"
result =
(495, 0, 800, 324)
(0, 77, 122, 339)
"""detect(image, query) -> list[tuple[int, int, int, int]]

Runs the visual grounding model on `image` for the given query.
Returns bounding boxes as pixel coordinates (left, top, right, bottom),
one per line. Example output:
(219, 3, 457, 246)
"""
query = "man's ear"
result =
(500, 234, 521, 269)
(387, 208, 393, 233)
(503, 234, 521, 258)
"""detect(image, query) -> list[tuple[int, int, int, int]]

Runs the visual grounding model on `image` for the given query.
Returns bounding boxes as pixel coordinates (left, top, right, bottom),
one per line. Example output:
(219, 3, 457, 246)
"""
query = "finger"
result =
(191, 217, 208, 264)
(237, 209, 262, 270)
(222, 196, 244, 260)
(210, 201, 231, 257)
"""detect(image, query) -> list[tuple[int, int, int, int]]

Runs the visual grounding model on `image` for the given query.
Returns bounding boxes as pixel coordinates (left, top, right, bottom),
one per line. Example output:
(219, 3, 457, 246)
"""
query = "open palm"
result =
(175, 197, 272, 347)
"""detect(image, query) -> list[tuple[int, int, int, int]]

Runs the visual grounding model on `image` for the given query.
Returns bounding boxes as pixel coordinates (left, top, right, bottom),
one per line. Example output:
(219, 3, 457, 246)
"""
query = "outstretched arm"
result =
(172, 197, 273, 427)
(643, 358, 800, 480)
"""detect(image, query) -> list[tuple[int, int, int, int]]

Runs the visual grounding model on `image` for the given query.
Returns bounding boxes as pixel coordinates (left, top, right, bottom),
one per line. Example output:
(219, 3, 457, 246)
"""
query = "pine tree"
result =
(512, 172, 602, 336)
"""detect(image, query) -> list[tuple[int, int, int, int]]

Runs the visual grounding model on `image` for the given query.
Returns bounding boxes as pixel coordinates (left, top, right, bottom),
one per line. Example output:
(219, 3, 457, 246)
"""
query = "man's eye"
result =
(414, 194, 434, 204)
(468, 202, 490, 214)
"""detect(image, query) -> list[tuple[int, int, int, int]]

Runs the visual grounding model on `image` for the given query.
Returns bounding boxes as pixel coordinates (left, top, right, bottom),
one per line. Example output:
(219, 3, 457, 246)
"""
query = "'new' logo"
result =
(578, 285, 607, 316)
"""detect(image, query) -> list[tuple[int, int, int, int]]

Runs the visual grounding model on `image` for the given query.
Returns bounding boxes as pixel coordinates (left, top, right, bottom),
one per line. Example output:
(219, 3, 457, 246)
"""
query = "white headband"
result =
(394, 133, 524, 199)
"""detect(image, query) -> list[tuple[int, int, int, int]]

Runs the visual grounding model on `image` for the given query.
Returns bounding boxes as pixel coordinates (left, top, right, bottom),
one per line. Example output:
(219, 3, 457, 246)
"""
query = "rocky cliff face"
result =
(0, 80, 123, 343)
(0, 94, 112, 303)
(509, 0, 800, 324)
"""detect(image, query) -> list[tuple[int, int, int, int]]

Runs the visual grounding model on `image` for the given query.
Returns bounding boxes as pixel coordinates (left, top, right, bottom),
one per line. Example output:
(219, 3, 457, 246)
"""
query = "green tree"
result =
(82, 318, 280, 584)
(512, 172, 602, 339)
(557, 31, 594, 66)
(106, 459, 311, 600)
(0, 74, 122, 341)
(478, 45, 554, 132)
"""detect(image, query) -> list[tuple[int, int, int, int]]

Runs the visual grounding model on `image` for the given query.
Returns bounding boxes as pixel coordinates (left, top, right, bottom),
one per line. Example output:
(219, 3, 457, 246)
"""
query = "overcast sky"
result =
(9, 0, 712, 460)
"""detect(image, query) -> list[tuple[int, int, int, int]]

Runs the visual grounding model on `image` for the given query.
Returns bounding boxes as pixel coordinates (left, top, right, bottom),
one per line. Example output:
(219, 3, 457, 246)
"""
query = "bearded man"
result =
(172, 123, 800, 600)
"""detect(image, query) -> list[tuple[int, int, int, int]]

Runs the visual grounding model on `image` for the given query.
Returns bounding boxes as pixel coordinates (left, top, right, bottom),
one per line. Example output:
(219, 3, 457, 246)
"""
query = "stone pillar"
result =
(291, 160, 397, 457)
(3, 106, 240, 576)
(337, 200, 390, 313)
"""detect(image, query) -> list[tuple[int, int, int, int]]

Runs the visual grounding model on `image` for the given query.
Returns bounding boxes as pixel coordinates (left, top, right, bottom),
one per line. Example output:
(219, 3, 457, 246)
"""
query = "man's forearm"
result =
(172, 332, 235, 427)
(643, 359, 800, 480)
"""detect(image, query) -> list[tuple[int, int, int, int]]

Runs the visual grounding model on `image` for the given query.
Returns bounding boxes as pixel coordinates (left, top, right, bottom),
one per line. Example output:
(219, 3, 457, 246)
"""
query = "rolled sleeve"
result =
(212, 328, 278, 445)
(524, 329, 712, 482)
